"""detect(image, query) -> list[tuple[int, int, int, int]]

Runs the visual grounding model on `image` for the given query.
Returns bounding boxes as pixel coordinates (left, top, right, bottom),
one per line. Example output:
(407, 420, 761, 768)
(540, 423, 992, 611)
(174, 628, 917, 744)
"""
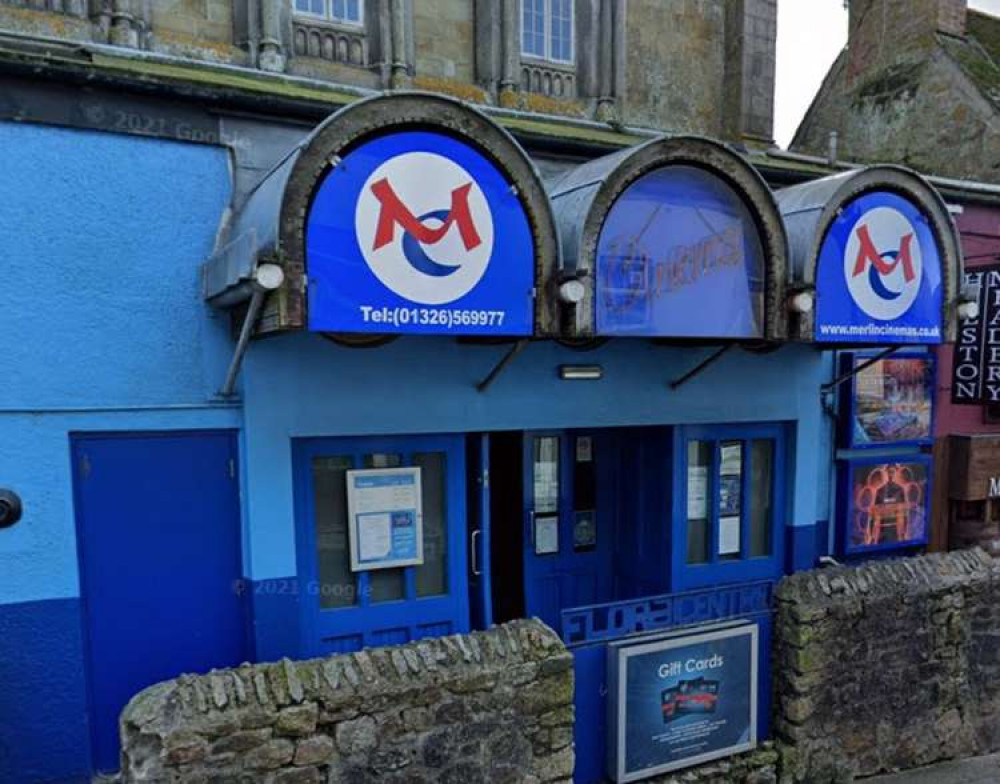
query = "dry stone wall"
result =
(119, 619, 574, 784)
(774, 548, 1000, 783)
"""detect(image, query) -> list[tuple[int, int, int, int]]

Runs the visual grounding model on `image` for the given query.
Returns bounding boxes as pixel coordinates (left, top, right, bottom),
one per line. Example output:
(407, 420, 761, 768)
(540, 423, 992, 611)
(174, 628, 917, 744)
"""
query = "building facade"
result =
(793, 0, 1000, 558)
(0, 3, 967, 783)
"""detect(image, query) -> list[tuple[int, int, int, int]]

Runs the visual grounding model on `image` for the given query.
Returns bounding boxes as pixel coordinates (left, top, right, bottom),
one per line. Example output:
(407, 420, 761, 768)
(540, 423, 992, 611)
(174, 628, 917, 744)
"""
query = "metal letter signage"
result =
(952, 264, 1000, 404)
(815, 192, 943, 343)
(306, 131, 535, 334)
(595, 166, 766, 338)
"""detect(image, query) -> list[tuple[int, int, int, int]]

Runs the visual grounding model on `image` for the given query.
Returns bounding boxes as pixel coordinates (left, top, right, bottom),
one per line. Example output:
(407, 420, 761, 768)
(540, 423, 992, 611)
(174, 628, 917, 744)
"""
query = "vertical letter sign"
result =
(815, 192, 943, 343)
(306, 131, 535, 335)
(607, 622, 758, 782)
(952, 265, 1000, 404)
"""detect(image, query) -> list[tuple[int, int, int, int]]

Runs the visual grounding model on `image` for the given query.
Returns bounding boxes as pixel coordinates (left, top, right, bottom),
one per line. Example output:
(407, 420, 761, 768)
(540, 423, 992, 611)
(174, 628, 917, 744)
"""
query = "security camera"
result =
(0, 490, 23, 529)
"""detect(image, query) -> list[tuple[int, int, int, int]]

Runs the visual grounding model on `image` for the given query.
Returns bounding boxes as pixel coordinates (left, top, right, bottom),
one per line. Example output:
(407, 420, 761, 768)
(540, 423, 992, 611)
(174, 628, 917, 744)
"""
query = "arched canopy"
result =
(221, 92, 559, 337)
(548, 136, 790, 341)
(776, 166, 962, 345)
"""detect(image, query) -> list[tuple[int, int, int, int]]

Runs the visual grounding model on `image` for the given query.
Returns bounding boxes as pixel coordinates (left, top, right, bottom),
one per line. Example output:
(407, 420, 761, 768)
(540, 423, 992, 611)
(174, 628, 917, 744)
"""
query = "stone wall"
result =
(119, 619, 574, 784)
(774, 548, 1000, 783)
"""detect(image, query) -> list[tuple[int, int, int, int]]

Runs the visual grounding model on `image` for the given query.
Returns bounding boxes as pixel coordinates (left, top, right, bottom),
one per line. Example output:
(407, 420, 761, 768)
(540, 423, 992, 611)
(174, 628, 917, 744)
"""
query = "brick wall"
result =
(119, 619, 575, 784)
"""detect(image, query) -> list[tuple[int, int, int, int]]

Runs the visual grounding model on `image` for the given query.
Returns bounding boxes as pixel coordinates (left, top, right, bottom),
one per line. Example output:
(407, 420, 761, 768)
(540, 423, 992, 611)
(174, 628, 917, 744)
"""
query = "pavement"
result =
(863, 752, 1000, 784)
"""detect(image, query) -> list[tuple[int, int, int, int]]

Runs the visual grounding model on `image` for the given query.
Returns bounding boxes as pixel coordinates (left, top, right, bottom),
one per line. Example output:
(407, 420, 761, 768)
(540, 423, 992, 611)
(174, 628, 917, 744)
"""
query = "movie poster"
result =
(608, 623, 758, 782)
(845, 460, 930, 552)
(849, 356, 934, 447)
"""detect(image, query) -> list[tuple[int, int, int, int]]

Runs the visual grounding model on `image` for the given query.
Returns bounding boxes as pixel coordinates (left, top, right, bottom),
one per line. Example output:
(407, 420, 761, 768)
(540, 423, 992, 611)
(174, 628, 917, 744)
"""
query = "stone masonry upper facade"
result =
(0, 0, 777, 142)
(793, 0, 1000, 180)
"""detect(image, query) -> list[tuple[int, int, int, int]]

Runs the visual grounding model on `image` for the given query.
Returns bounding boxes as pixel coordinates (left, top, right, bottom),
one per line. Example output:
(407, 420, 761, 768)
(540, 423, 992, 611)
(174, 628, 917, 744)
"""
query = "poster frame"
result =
(837, 454, 933, 556)
(839, 351, 936, 450)
(346, 466, 424, 571)
(606, 621, 759, 783)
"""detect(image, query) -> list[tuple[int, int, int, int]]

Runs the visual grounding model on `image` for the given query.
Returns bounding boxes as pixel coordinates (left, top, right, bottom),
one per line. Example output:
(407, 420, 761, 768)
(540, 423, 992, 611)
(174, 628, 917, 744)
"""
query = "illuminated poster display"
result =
(840, 457, 931, 555)
(607, 623, 758, 782)
(843, 354, 935, 448)
(594, 165, 766, 338)
(346, 467, 424, 571)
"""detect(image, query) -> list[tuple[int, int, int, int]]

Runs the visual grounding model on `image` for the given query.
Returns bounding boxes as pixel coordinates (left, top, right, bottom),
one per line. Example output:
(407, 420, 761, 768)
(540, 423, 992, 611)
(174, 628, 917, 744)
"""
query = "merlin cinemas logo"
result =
(355, 151, 495, 305)
(845, 207, 923, 321)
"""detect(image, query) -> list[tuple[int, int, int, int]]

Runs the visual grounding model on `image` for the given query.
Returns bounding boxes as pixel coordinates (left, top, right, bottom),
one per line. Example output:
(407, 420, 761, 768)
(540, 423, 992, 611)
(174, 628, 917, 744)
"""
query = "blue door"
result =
(469, 434, 493, 630)
(522, 431, 614, 633)
(293, 434, 469, 656)
(671, 423, 787, 590)
(73, 431, 247, 774)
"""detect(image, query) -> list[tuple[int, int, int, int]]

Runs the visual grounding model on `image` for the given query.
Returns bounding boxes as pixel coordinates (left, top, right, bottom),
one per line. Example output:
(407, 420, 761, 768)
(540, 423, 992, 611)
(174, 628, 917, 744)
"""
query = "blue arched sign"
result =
(595, 165, 767, 338)
(306, 130, 535, 335)
(815, 191, 943, 344)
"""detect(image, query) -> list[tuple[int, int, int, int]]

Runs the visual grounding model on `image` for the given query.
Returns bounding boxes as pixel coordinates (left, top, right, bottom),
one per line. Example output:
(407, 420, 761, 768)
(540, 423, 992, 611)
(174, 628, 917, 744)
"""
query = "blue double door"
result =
(293, 434, 471, 657)
(73, 432, 247, 775)
(517, 424, 788, 633)
(290, 425, 787, 655)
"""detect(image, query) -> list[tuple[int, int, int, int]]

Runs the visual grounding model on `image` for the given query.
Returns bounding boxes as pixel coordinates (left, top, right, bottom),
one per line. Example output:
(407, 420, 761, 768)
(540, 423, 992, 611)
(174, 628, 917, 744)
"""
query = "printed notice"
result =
(357, 512, 392, 561)
(346, 468, 423, 571)
(687, 466, 708, 520)
(535, 515, 560, 555)
(719, 516, 741, 556)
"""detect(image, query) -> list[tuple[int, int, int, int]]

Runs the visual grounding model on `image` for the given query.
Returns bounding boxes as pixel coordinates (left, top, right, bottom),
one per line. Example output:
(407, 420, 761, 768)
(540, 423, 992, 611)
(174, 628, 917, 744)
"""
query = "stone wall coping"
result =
(122, 618, 570, 739)
(775, 547, 997, 615)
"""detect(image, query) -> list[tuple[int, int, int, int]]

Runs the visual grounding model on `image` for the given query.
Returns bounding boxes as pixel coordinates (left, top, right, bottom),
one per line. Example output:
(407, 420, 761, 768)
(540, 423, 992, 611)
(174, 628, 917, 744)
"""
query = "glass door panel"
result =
(415, 451, 448, 598)
(312, 456, 356, 609)
(294, 435, 469, 657)
(674, 424, 785, 590)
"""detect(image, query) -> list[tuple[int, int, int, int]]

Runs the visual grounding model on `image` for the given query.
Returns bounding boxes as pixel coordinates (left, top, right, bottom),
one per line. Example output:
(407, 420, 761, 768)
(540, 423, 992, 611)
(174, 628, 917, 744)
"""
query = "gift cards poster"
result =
(620, 626, 756, 779)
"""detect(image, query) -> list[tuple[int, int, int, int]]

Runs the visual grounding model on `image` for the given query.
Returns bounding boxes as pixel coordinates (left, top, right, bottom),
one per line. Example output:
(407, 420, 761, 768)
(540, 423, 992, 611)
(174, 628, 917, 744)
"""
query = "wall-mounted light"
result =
(0, 490, 23, 529)
(788, 287, 815, 315)
(557, 276, 586, 305)
(958, 296, 981, 322)
(254, 262, 285, 291)
(559, 364, 603, 381)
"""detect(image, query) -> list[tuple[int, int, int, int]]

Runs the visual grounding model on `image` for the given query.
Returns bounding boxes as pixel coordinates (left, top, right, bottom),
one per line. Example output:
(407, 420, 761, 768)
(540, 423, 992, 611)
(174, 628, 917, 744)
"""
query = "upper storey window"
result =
(521, 0, 574, 64)
(295, 0, 363, 25)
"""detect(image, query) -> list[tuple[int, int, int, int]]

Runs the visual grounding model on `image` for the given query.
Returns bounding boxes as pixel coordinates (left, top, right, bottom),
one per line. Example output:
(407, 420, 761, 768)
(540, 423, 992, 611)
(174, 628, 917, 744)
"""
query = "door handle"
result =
(471, 529, 482, 576)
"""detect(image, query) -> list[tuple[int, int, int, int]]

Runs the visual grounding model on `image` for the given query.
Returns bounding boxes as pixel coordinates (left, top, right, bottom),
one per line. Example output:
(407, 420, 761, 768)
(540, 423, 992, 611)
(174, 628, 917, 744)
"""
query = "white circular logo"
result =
(355, 152, 494, 305)
(844, 206, 923, 321)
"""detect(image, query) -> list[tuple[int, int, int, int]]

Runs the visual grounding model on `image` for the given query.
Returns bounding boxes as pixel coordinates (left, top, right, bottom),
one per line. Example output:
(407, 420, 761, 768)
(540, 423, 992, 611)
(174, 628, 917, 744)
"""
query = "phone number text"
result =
(359, 306, 506, 329)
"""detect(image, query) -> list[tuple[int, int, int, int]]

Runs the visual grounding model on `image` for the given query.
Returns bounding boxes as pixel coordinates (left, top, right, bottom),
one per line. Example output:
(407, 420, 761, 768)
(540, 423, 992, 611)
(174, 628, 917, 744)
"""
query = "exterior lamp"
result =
(958, 296, 980, 322)
(558, 276, 586, 305)
(958, 283, 981, 322)
(0, 490, 23, 528)
(559, 364, 603, 381)
(254, 263, 285, 292)
(788, 288, 815, 315)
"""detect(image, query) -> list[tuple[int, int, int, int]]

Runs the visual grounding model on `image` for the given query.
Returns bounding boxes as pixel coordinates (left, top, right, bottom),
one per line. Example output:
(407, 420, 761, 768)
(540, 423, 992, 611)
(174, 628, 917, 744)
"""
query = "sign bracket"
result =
(477, 339, 530, 393)
(669, 345, 732, 390)
(820, 346, 899, 394)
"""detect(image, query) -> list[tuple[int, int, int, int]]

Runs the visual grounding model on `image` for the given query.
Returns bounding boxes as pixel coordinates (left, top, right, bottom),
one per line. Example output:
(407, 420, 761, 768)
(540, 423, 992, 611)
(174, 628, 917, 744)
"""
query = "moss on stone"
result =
(941, 12, 1000, 109)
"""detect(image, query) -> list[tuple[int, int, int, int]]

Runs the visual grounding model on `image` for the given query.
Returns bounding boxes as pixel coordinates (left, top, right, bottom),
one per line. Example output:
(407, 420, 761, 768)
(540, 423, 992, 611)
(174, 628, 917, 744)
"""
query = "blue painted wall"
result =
(241, 334, 830, 584)
(0, 119, 838, 782)
(0, 122, 235, 783)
